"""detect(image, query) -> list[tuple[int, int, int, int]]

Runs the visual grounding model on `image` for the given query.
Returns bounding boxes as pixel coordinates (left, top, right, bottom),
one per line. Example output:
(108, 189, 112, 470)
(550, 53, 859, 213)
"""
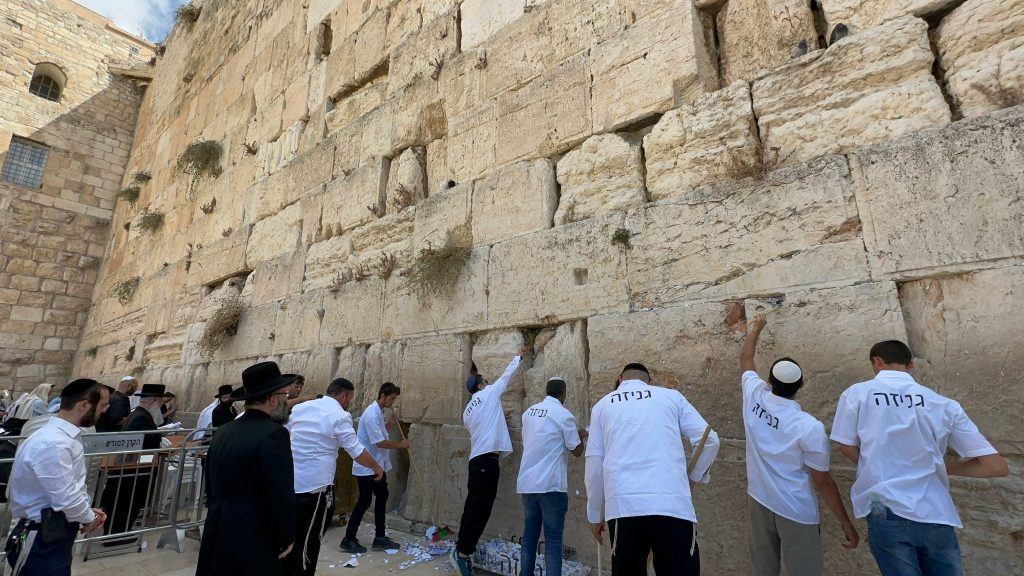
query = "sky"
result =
(72, 0, 190, 43)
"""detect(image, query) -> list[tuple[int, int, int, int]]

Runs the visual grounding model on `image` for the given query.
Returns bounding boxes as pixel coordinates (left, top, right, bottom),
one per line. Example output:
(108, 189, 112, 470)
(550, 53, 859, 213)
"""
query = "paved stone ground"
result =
(69, 522, 468, 576)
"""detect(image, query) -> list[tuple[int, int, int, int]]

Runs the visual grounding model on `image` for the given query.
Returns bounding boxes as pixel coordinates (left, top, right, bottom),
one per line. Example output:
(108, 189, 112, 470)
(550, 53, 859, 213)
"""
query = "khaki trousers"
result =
(748, 495, 822, 576)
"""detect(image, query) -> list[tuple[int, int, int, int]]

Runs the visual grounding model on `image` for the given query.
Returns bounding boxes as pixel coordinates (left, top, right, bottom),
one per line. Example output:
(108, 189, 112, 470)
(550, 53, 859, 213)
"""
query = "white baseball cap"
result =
(771, 360, 802, 384)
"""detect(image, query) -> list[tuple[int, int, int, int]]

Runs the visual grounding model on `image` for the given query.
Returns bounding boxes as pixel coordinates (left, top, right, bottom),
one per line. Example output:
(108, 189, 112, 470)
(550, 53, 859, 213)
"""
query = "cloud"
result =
(72, 0, 190, 43)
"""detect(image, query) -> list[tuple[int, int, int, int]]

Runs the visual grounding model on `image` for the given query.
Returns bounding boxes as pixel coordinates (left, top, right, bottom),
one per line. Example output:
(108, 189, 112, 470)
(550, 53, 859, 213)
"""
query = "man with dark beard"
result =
(197, 362, 296, 576)
(7, 379, 110, 575)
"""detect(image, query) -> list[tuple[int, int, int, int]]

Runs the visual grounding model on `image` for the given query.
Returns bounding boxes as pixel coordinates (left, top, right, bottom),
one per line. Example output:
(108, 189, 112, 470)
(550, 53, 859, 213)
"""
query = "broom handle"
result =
(686, 426, 712, 477)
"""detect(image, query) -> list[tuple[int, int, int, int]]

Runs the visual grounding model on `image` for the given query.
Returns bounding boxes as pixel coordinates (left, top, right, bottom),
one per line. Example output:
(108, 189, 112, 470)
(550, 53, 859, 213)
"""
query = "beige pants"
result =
(748, 495, 823, 576)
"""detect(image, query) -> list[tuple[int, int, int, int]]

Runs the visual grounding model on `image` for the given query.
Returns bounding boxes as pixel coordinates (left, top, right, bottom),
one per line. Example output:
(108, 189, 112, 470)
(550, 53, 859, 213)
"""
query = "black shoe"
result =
(372, 536, 400, 550)
(340, 538, 367, 553)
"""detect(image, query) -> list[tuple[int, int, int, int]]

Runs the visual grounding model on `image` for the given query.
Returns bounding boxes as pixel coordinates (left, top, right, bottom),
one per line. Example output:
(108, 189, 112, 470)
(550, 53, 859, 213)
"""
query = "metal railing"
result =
(0, 426, 212, 572)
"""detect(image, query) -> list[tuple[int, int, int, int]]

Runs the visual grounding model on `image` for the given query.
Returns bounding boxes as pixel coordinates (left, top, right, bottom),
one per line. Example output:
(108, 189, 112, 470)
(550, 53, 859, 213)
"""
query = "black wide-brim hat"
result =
(231, 361, 298, 401)
(215, 384, 233, 397)
(134, 383, 166, 398)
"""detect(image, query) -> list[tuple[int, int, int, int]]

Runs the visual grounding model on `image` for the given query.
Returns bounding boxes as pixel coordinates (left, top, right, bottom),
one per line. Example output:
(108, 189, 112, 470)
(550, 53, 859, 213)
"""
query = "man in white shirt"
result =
(585, 363, 719, 575)
(831, 340, 1008, 576)
(7, 379, 110, 576)
(285, 377, 383, 576)
(450, 346, 532, 576)
(195, 385, 231, 440)
(739, 315, 858, 576)
(340, 382, 409, 554)
(517, 377, 585, 576)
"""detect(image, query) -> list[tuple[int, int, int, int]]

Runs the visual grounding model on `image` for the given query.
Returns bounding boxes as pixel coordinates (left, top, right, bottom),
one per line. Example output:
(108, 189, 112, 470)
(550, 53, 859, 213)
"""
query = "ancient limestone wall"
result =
(0, 0, 152, 390)
(71, 0, 1023, 572)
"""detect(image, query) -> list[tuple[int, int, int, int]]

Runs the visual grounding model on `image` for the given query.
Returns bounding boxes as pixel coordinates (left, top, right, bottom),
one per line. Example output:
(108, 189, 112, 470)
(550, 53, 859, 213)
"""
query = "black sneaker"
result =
(371, 536, 400, 550)
(339, 538, 367, 553)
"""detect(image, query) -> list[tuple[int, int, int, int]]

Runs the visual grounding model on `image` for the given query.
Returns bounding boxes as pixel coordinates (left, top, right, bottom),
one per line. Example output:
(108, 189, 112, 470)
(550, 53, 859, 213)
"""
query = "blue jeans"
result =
(867, 501, 962, 576)
(520, 492, 568, 576)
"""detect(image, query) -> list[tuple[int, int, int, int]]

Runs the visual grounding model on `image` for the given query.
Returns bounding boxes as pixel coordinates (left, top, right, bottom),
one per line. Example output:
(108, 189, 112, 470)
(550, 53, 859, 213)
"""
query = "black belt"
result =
(14, 519, 40, 531)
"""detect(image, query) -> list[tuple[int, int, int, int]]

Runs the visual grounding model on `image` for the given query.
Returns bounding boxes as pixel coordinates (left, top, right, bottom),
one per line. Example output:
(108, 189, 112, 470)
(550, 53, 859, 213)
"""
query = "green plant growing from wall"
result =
(136, 209, 165, 233)
(177, 139, 223, 199)
(85, 346, 98, 359)
(112, 277, 141, 305)
(199, 299, 244, 356)
(131, 171, 152, 184)
(117, 186, 141, 207)
(404, 226, 472, 302)
(126, 344, 136, 362)
(177, 4, 201, 27)
(612, 228, 633, 249)
(131, 365, 147, 378)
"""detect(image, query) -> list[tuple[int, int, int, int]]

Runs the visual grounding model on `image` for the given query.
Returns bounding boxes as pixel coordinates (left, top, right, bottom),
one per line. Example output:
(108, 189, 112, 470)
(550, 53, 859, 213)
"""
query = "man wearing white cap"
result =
(739, 315, 859, 576)
(516, 377, 586, 576)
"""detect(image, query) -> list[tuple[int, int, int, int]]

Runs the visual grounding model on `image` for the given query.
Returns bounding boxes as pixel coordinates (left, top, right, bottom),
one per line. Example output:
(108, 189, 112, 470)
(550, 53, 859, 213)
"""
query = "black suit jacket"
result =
(123, 406, 161, 450)
(197, 409, 295, 576)
(96, 391, 130, 432)
(210, 402, 237, 428)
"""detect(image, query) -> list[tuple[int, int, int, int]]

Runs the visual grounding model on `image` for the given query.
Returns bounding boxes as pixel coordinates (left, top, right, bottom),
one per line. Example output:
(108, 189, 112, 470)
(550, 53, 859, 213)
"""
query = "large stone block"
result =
(717, 0, 818, 84)
(745, 282, 907, 429)
(250, 249, 305, 306)
(212, 301, 279, 360)
(412, 182, 472, 252)
(590, 3, 715, 131)
(349, 209, 416, 268)
(472, 159, 557, 246)
(397, 334, 472, 424)
(587, 303, 747, 435)
(325, 8, 389, 101)
(246, 202, 304, 267)
(819, 0, 961, 37)
(319, 278, 384, 345)
(935, 0, 1024, 118)
(385, 147, 426, 215)
(487, 215, 628, 328)
(380, 246, 488, 339)
(388, 10, 459, 95)
(303, 234, 355, 292)
(272, 291, 324, 353)
(320, 157, 389, 235)
(524, 321, 590, 423)
(494, 54, 592, 165)
(848, 107, 1024, 277)
(751, 16, 950, 167)
(554, 134, 646, 225)
(186, 229, 249, 288)
(461, 0, 526, 49)
(644, 81, 761, 202)
(627, 156, 868, 308)
(900, 265, 1024, 453)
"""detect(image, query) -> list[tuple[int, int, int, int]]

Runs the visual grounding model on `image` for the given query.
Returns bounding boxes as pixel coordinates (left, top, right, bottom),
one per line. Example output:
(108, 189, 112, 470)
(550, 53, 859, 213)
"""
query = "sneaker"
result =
(449, 548, 474, 575)
(372, 536, 400, 551)
(339, 537, 367, 553)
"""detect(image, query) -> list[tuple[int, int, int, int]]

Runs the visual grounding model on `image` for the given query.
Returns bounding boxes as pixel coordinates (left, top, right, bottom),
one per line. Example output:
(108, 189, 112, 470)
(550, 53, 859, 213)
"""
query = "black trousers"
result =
(284, 489, 335, 576)
(100, 470, 153, 535)
(456, 453, 500, 556)
(345, 473, 388, 541)
(6, 517, 79, 576)
(608, 515, 700, 576)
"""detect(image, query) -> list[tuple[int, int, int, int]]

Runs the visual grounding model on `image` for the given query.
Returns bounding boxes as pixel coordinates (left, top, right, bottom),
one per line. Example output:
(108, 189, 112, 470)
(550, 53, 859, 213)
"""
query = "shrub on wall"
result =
(177, 139, 223, 199)
(135, 209, 165, 233)
(404, 226, 472, 302)
(117, 186, 141, 207)
(112, 277, 141, 305)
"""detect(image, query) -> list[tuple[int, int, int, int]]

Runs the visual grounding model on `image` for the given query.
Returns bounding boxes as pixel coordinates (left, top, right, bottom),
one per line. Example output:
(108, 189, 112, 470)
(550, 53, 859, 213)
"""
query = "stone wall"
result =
(68, 0, 1024, 573)
(0, 0, 153, 390)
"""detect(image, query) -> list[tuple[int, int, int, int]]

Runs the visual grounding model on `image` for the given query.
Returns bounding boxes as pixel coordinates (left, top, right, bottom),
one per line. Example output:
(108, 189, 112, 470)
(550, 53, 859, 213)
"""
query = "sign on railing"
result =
(81, 432, 146, 454)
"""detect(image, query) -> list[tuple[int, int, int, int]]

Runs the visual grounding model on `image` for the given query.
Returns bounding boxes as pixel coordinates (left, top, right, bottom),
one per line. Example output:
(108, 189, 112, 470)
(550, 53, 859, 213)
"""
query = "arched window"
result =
(28, 63, 66, 102)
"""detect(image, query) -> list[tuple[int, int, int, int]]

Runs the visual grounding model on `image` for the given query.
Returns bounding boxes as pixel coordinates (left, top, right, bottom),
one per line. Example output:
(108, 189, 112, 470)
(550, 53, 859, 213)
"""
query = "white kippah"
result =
(121, 376, 137, 382)
(771, 360, 802, 384)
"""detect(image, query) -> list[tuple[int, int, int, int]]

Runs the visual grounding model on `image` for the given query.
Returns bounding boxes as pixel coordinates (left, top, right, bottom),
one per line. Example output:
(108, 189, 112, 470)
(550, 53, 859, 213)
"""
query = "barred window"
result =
(28, 63, 66, 102)
(2, 138, 50, 189)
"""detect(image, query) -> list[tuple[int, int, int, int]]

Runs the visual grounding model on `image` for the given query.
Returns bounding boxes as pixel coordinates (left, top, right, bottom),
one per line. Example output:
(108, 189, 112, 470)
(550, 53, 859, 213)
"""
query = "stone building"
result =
(0, 0, 154, 391)
(3, 0, 1021, 572)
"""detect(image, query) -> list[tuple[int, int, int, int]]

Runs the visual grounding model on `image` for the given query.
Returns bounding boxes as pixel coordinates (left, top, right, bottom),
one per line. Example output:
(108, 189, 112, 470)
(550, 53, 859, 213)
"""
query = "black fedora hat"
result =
(231, 362, 297, 401)
(215, 384, 233, 398)
(135, 384, 166, 398)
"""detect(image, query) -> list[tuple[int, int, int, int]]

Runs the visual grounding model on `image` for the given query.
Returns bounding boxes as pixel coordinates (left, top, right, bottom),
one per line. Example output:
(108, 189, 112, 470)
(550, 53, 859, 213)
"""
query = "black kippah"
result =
(60, 378, 99, 398)
(330, 377, 355, 391)
(621, 363, 650, 375)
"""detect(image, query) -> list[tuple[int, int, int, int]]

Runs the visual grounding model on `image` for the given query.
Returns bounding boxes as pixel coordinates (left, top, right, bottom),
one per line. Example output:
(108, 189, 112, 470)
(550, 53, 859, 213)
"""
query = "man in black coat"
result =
(102, 383, 165, 539)
(197, 362, 297, 576)
(95, 377, 137, 432)
(210, 391, 238, 428)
